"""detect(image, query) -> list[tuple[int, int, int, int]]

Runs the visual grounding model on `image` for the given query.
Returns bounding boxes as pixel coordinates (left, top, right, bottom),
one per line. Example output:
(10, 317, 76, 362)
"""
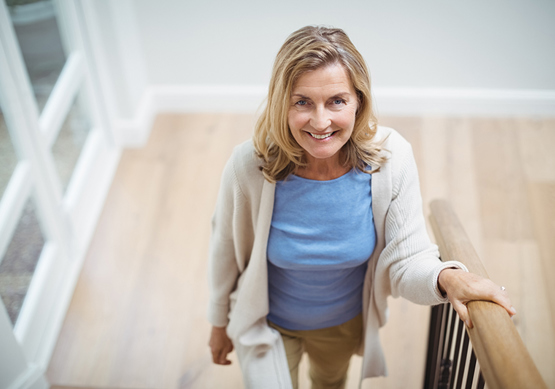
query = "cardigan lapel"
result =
(256, 178, 276, 238)
(371, 166, 390, 243)
(372, 127, 393, 237)
(231, 177, 275, 336)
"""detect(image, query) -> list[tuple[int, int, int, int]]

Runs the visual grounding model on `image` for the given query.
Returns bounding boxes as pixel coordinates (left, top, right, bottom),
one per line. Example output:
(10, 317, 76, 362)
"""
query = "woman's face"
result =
(288, 63, 358, 166)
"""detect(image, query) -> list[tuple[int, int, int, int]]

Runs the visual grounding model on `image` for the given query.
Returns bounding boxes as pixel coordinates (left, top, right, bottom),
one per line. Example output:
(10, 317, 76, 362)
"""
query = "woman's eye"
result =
(333, 99, 346, 105)
(295, 100, 307, 106)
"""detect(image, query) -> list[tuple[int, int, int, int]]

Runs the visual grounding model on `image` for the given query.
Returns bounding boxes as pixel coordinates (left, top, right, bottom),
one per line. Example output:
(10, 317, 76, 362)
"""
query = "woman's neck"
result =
(295, 154, 351, 181)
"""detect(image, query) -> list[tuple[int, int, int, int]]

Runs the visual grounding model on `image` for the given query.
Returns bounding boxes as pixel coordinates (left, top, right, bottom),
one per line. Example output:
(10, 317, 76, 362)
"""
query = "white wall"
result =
(90, 0, 555, 145)
(134, 0, 555, 90)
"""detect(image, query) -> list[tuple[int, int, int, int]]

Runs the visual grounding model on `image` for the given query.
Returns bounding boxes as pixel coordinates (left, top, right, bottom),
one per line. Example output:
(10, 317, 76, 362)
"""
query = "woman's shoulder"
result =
(229, 139, 263, 175)
(225, 139, 266, 194)
(375, 126, 411, 151)
(374, 126, 416, 176)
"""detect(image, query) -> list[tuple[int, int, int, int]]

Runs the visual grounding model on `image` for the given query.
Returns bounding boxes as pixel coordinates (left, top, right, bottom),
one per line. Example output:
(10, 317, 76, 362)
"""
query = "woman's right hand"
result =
(209, 325, 234, 365)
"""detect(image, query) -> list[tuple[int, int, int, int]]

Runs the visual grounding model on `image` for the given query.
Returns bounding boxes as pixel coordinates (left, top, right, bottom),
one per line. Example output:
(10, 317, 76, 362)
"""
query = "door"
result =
(0, 1, 119, 386)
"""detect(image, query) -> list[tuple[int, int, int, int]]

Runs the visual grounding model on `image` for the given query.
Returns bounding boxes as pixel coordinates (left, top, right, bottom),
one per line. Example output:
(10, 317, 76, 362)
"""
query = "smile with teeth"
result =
(309, 131, 336, 139)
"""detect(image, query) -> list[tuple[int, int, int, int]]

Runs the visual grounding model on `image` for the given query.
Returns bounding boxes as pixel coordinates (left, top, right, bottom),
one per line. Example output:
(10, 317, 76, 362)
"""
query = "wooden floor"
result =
(46, 113, 555, 389)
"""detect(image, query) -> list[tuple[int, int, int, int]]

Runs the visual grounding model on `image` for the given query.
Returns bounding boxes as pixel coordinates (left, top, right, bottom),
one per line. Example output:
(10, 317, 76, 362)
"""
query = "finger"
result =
(218, 353, 232, 365)
(211, 349, 221, 364)
(495, 290, 517, 317)
(211, 346, 226, 365)
(213, 352, 229, 365)
(483, 285, 517, 318)
(217, 346, 233, 365)
(223, 343, 234, 364)
(451, 299, 472, 329)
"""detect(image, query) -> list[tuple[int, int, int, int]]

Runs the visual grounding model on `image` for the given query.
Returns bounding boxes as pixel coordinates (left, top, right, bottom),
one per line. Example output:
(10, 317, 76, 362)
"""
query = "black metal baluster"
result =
(455, 330, 471, 389)
(436, 304, 449, 388)
(465, 349, 478, 389)
(476, 371, 485, 389)
(438, 306, 455, 389)
(424, 304, 444, 389)
(424, 304, 488, 389)
(443, 306, 456, 361)
(450, 318, 465, 389)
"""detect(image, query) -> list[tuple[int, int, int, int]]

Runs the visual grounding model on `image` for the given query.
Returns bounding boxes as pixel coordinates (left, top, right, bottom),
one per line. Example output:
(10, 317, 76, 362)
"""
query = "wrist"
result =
(438, 267, 461, 296)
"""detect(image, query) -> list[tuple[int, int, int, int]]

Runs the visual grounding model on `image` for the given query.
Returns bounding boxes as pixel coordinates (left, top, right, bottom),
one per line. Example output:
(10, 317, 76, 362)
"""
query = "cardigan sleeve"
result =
(207, 154, 243, 327)
(382, 142, 467, 305)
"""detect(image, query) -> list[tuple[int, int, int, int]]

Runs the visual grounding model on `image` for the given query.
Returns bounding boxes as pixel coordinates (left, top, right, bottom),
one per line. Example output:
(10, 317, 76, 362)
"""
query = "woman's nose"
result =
(310, 107, 331, 131)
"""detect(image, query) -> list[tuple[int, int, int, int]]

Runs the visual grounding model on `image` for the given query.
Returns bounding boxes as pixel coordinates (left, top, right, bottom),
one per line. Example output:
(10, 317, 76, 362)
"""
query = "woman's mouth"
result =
(309, 131, 336, 140)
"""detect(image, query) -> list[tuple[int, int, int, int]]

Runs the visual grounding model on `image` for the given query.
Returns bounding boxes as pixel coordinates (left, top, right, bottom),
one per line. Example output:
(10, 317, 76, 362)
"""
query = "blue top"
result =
(267, 168, 376, 330)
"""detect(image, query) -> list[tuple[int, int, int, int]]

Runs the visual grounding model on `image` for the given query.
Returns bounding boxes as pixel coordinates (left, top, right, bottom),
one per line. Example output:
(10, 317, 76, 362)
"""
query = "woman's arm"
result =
(383, 139, 516, 322)
(382, 141, 465, 305)
(207, 154, 243, 364)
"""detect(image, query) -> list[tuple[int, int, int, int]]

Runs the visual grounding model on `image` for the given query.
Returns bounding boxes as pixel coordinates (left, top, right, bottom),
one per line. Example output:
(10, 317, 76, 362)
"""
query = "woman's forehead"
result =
(291, 65, 354, 95)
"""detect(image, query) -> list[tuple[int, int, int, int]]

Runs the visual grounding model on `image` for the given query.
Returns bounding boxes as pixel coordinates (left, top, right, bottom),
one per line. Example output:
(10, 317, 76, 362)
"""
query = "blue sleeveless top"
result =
(267, 168, 376, 330)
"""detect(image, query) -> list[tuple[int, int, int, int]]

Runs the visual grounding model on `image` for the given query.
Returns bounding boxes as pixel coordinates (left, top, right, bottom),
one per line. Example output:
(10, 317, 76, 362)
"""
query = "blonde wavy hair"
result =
(253, 25, 387, 183)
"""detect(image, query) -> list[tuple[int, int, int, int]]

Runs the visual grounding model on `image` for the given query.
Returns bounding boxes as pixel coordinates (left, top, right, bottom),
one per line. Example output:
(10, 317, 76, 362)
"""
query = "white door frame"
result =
(0, 303, 48, 389)
(0, 1, 121, 386)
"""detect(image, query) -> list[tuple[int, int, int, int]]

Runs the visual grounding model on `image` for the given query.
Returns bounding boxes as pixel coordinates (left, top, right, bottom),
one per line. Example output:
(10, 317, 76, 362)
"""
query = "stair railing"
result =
(423, 199, 547, 389)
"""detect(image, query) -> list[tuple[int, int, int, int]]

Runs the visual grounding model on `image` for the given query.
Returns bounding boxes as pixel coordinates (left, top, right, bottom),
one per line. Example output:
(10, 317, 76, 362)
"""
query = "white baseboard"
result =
(113, 88, 157, 148)
(373, 87, 555, 117)
(113, 85, 267, 147)
(114, 85, 555, 147)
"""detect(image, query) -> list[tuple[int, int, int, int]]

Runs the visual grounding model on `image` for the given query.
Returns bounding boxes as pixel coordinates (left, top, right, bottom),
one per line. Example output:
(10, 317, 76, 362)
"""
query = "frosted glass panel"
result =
(0, 198, 45, 326)
(7, 0, 67, 112)
(0, 105, 19, 201)
(51, 94, 91, 192)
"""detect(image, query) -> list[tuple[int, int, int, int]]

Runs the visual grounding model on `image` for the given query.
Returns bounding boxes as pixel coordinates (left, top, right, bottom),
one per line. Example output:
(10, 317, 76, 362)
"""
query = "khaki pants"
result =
(268, 314, 362, 389)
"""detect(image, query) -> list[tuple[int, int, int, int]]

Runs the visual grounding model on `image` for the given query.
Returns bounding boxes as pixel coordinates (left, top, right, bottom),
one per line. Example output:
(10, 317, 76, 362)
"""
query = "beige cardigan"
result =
(208, 127, 466, 388)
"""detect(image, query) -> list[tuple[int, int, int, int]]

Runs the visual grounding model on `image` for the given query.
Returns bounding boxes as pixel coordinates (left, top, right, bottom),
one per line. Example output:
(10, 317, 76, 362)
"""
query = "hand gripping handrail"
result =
(428, 199, 546, 389)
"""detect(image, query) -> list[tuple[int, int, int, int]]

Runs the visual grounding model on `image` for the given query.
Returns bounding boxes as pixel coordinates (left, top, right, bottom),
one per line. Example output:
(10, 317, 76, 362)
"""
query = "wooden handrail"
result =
(429, 199, 547, 389)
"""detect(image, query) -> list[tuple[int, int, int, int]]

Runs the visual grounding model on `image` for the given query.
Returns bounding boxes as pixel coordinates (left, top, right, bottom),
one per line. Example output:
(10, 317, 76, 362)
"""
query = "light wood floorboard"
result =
(46, 114, 555, 388)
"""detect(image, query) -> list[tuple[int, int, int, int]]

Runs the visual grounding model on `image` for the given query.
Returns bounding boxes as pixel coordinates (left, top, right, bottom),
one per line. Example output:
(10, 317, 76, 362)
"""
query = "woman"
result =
(208, 26, 515, 389)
